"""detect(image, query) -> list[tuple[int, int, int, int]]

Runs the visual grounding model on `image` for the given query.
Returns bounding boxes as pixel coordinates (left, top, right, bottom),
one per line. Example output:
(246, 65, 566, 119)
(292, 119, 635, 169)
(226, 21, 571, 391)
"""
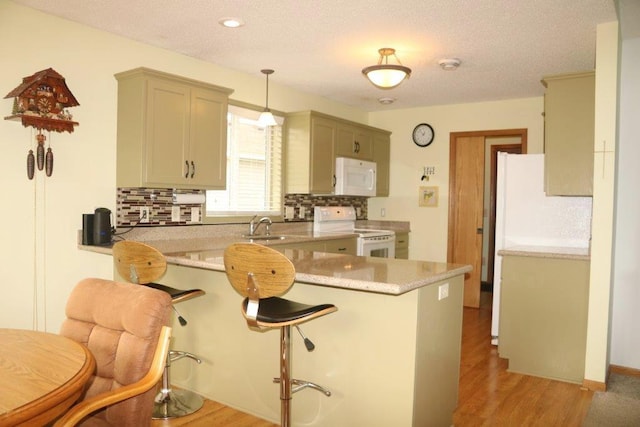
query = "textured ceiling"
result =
(12, 0, 617, 112)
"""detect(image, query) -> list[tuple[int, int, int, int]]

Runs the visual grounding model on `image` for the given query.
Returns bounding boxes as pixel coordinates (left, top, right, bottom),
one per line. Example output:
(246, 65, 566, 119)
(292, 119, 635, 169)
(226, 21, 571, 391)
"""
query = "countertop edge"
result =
(79, 243, 471, 296)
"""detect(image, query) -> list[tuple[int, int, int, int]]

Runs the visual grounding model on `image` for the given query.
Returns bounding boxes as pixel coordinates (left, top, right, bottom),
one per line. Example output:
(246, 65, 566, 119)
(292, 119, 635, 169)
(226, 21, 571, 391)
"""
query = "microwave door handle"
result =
(368, 169, 375, 190)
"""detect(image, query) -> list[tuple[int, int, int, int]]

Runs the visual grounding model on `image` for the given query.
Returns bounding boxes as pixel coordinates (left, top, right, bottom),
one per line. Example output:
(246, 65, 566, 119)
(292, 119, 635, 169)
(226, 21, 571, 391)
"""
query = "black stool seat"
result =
(145, 282, 205, 304)
(243, 297, 336, 324)
(224, 243, 337, 427)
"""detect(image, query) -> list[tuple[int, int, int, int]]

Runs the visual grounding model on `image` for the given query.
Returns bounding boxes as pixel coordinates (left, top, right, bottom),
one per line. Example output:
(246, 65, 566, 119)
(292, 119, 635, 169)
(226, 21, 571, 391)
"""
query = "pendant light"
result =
(258, 69, 277, 127)
(362, 48, 411, 89)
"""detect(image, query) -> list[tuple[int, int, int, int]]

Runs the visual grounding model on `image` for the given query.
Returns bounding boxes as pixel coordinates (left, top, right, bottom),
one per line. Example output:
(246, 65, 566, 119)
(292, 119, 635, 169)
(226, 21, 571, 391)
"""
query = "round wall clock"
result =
(412, 123, 435, 147)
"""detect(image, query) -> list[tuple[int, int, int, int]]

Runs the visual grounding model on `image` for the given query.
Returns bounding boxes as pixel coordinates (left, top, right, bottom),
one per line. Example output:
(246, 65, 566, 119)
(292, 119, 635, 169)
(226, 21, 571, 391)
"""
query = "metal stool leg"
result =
(152, 350, 204, 419)
(274, 325, 332, 427)
(280, 325, 292, 427)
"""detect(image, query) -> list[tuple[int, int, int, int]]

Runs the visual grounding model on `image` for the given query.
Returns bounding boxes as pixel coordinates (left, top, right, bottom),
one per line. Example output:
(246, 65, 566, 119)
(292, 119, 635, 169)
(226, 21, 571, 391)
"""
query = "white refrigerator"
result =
(491, 153, 592, 344)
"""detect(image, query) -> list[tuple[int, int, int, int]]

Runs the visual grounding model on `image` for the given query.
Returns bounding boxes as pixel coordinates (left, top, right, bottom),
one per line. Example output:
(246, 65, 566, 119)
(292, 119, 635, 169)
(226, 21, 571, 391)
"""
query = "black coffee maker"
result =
(82, 208, 112, 245)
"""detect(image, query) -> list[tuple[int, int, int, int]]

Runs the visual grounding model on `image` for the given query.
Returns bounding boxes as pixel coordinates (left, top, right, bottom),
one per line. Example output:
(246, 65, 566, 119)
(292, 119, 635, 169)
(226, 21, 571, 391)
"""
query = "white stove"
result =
(313, 206, 395, 258)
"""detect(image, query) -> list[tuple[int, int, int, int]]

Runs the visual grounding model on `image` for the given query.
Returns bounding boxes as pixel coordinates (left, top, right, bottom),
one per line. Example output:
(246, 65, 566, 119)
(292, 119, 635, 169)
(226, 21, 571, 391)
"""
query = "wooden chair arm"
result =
(53, 326, 172, 427)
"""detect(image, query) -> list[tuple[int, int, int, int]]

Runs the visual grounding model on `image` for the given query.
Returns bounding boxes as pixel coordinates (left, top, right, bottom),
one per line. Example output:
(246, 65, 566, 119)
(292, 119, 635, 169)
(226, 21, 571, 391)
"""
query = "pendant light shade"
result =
(362, 48, 411, 89)
(258, 69, 277, 127)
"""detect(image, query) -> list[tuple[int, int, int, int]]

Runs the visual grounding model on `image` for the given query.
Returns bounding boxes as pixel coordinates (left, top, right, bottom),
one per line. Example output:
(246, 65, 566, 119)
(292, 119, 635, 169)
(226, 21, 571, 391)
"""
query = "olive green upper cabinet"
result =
(336, 123, 374, 160)
(115, 68, 233, 189)
(285, 111, 337, 194)
(372, 130, 391, 197)
(542, 71, 595, 196)
(286, 110, 391, 196)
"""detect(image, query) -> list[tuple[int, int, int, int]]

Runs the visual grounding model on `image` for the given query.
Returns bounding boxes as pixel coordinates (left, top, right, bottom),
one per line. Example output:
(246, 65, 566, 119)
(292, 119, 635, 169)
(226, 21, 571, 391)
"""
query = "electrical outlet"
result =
(299, 206, 306, 219)
(381, 208, 386, 217)
(284, 206, 294, 220)
(139, 207, 150, 223)
(438, 283, 449, 301)
(190, 207, 200, 222)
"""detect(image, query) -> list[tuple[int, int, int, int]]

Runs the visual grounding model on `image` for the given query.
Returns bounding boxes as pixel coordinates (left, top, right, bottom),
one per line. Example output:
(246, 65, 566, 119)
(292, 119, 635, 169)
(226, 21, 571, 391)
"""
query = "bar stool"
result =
(112, 240, 205, 419)
(223, 242, 337, 427)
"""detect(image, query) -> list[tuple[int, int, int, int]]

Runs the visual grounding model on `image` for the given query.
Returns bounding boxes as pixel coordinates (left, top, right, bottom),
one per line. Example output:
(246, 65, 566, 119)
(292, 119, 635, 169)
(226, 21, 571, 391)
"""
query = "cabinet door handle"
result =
(184, 161, 189, 178)
(354, 141, 360, 153)
(337, 247, 346, 251)
(190, 161, 195, 178)
(333, 175, 336, 187)
(477, 228, 483, 234)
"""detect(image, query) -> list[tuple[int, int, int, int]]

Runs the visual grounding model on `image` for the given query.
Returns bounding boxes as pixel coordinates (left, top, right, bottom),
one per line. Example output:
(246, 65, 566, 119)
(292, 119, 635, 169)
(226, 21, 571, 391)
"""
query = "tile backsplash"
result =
(117, 188, 368, 227)
(283, 194, 367, 221)
(117, 188, 205, 226)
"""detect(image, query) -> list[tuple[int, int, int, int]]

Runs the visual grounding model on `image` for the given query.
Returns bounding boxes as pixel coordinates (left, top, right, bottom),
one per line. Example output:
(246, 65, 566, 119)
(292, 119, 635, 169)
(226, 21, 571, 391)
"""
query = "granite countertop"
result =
(79, 221, 470, 296)
(498, 245, 590, 261)
(162, 247, 470, 295)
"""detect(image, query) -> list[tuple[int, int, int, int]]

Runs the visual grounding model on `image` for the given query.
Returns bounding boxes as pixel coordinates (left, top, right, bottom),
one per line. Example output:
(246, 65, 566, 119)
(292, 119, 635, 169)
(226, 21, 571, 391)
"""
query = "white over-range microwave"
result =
(334, 157, 377, 197)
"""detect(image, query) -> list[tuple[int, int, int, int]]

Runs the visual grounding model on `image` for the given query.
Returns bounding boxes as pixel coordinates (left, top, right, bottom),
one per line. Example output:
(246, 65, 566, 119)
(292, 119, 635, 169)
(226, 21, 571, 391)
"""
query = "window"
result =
(206, 104, 283, 218)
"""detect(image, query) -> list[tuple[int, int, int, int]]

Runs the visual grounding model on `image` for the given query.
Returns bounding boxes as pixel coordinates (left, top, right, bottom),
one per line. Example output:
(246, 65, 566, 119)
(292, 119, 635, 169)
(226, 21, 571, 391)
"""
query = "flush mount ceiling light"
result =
(362, 48, 412, 89)
(258, 69, 277, 127)
(218, 17, 244, 28)
(438, 58, 461, 71)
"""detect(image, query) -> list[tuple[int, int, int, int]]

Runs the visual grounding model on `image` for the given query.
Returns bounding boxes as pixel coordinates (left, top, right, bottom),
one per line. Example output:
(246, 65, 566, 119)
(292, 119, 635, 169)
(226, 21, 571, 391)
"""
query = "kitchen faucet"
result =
(249, 215, 272, 236)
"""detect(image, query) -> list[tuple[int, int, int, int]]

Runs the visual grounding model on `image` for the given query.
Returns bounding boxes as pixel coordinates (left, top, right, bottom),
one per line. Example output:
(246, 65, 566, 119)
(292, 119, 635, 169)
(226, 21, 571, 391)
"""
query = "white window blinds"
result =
(206, 105, 283, 216)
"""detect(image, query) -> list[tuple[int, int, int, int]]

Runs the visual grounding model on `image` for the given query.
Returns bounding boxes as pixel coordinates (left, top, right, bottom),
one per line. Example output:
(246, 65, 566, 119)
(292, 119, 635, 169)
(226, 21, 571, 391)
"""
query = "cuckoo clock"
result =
(4, 68, 80, 179)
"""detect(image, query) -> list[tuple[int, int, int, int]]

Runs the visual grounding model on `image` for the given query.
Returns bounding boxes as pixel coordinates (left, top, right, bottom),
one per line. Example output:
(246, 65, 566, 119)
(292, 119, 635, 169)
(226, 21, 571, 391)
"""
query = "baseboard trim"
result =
(610, 364, 640, 378)
(583, 365, 640, 392)
(582, 378, 606, 392)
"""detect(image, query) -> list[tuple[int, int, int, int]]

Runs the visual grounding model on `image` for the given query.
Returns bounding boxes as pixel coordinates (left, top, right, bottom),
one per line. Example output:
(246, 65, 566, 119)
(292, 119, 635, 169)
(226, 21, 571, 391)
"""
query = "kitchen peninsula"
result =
(80, 225, 471, 427)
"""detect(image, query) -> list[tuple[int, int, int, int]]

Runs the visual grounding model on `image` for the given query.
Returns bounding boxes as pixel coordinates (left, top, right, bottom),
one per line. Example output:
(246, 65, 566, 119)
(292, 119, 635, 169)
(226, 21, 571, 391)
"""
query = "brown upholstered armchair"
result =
(55, 278, 173, 427)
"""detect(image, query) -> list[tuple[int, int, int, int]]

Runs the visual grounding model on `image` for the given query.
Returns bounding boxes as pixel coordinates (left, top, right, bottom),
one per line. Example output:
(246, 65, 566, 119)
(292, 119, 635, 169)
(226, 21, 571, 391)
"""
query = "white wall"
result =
(367, 98, 544, 263)
(611, 35, 640, 368)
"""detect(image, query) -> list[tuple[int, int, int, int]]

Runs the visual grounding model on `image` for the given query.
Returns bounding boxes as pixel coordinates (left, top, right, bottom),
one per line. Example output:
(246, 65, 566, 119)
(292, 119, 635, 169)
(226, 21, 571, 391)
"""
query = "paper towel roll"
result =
(172, 193, 206, 205)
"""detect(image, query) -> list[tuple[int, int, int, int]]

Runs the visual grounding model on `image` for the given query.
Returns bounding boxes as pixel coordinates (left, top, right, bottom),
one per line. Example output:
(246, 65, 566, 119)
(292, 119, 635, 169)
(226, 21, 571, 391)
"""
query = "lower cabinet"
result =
(498, 255, 590, 384)
(274, 237, 357, 255)
(395, 232, 409, 259)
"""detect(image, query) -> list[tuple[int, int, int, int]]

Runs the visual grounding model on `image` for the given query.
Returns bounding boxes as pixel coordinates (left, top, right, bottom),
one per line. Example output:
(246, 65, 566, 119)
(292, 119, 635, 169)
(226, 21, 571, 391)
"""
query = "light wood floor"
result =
(152, 292, 593, 426)
(452, 292, 594, 426)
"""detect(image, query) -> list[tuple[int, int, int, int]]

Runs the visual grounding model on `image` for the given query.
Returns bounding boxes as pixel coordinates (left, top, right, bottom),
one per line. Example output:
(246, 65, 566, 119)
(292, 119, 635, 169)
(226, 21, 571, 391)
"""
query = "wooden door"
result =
(448, 129, 528, 308)
(449, 136, 485, 307)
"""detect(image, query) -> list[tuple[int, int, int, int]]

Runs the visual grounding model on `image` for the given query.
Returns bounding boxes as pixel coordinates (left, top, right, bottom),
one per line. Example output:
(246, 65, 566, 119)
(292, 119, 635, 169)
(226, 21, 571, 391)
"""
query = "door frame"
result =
(447, 129, 528, 304)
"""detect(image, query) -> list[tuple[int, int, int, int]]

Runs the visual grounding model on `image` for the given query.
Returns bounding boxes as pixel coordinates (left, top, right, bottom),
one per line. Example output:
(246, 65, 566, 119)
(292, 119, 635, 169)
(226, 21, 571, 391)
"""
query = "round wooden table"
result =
(0, 328, 96, 426)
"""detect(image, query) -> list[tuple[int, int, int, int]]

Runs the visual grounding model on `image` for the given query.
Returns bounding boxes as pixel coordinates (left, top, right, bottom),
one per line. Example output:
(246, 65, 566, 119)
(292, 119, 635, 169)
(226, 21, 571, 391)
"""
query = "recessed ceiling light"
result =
(219, 17, 244, 28)
(438, 58, 461, 71)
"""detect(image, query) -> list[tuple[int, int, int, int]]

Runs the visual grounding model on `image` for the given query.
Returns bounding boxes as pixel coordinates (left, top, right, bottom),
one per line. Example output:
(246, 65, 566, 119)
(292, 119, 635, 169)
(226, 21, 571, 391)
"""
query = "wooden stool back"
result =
(224, 243, 296, 298)
(112, 241, 167, 285)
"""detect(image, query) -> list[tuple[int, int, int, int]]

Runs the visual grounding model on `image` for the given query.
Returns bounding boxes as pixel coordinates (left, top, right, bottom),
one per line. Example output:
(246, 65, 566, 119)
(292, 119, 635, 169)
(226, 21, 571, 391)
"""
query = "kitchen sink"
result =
(241, 235, 287, 241)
